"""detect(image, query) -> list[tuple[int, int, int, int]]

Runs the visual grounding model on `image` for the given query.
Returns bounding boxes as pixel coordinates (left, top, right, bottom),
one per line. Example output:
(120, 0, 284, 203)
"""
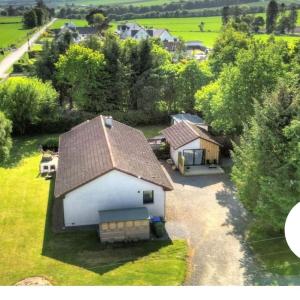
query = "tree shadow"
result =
(42, 179, 172, 276)
(1, 134, 59, 169)
(215, 180, 261, 285)
(2, 136, 40, 169)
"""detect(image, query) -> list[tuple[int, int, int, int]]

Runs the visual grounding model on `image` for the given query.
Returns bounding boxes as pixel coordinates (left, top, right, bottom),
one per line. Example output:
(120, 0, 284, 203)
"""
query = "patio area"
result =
(183, 165, 224, 176)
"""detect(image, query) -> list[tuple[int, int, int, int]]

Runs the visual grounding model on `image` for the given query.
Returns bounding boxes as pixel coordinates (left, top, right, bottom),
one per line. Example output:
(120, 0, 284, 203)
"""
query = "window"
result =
(143, 190, 154, 204)
(50, 165, 56, 170)
(43, 165, 49, 170)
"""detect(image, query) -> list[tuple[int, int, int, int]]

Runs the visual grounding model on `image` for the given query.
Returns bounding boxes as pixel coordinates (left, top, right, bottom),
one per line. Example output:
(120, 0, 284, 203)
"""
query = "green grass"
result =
(136, 125, 166, 138)
(31, 43, 43, 51)
(0, 134, 187, 285)
(250, 234, 300, 285)
(128, 14, 300, 47)
(50, 18, 89, 29)
(0, 16, 35, 61)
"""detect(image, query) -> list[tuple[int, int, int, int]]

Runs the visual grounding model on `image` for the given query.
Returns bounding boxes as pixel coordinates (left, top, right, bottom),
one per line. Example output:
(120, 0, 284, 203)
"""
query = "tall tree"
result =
(232, 84, 300, 233)
(266, 0, 279, 33)
(289, 5, 298, 34)
(196, 39, 289, 134)
(56, 45, 108, 112)
(102, 33, 129, 110)
(222, 6, 230, 25)
(178, 60, 212, 112)
(209, 27, 250, 74)
(0, 111, 12, 163)
(23, 9, 37, 29)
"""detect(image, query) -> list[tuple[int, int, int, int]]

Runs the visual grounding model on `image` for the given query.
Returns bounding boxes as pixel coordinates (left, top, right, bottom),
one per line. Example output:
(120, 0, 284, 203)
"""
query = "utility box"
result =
(98, 207, 150, 243)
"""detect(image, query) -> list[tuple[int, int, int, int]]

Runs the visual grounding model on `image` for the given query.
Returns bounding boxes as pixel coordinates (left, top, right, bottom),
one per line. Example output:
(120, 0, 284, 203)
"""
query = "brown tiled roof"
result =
(54, 116, 172, 197)
(162, 121, 221, 150)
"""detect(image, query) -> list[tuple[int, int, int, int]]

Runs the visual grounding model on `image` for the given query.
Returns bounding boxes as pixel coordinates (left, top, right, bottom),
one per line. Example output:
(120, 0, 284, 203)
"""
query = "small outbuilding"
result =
(98, 207, 150, 243)
(40, 154, 58, 175)
(162, 121, 223, 175)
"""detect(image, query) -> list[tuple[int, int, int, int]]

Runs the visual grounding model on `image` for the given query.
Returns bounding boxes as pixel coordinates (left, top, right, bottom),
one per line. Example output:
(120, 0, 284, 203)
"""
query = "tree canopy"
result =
(231, 84, 300, 233)
(0, 77, 58, 134)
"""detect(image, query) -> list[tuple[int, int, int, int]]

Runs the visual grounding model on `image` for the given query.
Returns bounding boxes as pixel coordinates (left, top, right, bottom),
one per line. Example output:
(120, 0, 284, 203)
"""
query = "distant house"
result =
(185, 41, 208, 60)
(185, 41, 207, 52)
(162, 121, 222, 173)
(52, 22, 97, 42)
(54, 115, 173, 229)
(116, 22, 177, 43)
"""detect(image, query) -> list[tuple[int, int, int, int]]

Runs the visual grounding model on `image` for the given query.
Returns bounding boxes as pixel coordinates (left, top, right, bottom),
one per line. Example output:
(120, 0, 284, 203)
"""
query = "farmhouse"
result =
(54, 115, 173, 230)
(52, 22, 97, 42)
(116, 22, 177, 42)
(162, 121, 223, 175)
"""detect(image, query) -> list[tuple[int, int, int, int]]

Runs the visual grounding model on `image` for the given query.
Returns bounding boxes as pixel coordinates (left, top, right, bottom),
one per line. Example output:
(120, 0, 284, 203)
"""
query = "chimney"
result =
(105, 116, 113, 128)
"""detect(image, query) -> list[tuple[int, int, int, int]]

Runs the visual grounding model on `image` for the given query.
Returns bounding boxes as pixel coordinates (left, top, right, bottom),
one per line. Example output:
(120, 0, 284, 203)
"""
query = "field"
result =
(50, 18, 88, 29)
(0, 0, 178, 7)
(0, 134, 187, 286)
(0, 16, 35, 61)
(129, 15, 300, 47)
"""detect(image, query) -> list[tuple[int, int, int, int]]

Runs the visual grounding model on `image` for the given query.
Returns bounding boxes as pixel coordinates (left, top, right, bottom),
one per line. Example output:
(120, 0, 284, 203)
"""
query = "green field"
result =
(1, 0, 183, 7)
(0, 16, 35, 61)
(129, 15, 300, 47)
(50, 18, 88, 29)
(0, 134, 187, 285)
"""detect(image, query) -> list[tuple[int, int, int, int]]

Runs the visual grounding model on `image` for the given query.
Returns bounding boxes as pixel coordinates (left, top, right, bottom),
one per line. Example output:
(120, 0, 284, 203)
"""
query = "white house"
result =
(116, 22, 177, 42)
(146, 29, 177, 42)
(53, 23, 97, 43)
(54, 115, 173, 228)
(132, 28, 149, 40)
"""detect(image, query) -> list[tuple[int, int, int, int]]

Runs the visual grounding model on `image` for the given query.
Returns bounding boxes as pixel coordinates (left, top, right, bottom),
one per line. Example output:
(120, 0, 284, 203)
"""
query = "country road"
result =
(0, 18, 57, 79)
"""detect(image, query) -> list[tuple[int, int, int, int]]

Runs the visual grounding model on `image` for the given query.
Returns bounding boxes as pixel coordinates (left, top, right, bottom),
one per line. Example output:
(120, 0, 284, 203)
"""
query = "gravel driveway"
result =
(163, 163, 257, 285)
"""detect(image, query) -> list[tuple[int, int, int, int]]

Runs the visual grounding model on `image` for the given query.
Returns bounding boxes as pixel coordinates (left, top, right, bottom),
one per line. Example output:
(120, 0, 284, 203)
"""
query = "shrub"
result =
(102, 110, 169, 126)
(28, 50, 40, 59)
(42, 137, 59, 152)
(0, 77, 58, 135)
(27, 110, 97, 134)
(12, 63, 24, 73)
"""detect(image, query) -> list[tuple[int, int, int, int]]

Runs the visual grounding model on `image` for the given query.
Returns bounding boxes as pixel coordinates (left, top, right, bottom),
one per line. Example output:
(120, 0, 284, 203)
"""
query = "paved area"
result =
(0, 19, 56, 79)
(163, 163, 257, 285)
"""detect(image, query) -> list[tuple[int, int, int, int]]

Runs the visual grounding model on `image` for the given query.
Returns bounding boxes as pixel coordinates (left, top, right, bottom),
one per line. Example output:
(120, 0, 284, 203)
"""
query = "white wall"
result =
(134, 29, 149, 40)
(160, 31, 175, 42)
(63, 170, 165, 227)
(170, 139, 201, 167)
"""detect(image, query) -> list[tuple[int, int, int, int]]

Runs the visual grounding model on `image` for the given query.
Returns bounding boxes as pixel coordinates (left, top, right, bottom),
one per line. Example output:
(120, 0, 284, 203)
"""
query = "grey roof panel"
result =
(171, 113, 204, 124)
(99, 207, 149, 223)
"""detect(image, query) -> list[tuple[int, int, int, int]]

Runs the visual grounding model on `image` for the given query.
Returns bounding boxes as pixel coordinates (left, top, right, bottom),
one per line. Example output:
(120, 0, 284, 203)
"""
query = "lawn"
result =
(0, 16, 35, 61)
(0, 134, 187, 286)
(136, 124, 166, 138)
(129, 15, 300, 47)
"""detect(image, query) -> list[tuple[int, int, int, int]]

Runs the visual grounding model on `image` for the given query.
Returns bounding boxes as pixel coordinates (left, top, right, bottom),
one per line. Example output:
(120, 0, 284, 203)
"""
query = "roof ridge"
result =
(100, 115, 115, 168)
(185, 121, 200, 137)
